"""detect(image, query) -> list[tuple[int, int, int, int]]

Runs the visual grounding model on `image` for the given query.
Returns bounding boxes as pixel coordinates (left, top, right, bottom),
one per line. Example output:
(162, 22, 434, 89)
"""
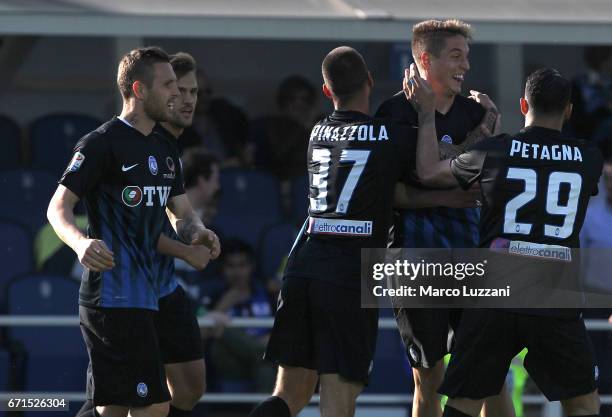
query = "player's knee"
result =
(273, 368, 317, 415)
(146, 402, 170, 417)
(96, 405, 129, 417)
(413, 364, 445, 394)
(561, 391, 600, 415)
(177, 378, 205, 408)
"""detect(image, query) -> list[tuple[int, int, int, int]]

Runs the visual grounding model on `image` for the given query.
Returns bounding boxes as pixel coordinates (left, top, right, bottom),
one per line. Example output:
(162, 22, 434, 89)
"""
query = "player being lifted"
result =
(248, 46, 417, 417)
(377, 19, 512, 417)
(407, 64, 602, 417)
(47, 47, 220, 417)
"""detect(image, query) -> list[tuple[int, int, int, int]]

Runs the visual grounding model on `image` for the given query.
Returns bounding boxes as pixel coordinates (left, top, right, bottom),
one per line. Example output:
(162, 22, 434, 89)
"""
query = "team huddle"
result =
(46, 17, 603, 417)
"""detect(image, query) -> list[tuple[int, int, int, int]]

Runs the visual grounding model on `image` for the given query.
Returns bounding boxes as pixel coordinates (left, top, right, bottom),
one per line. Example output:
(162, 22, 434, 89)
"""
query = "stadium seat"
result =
(218, 169, 282, 217)
(6, 274, 87, 392)
(258, 222, 300, 280)
(29, 113, 101, 174)
(290, 174, 309, 221)
(0, 170, 58, 235)
(214, 169, 282, 246)
(0, 221, 33, 311)
(0, 115, 22, 171)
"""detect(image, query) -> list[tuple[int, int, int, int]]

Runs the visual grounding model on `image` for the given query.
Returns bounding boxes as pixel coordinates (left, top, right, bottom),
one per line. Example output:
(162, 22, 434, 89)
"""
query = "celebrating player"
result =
(377, 19, 511, 417)
(47, 47, 219, 417)
(248, 46, 417, 417)
(407, 64, 602, 417)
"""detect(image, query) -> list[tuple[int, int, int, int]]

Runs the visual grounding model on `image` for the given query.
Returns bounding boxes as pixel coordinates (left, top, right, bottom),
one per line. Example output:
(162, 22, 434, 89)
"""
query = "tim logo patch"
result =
(122, 186, 143, 207)
(68, 152, 85, 172)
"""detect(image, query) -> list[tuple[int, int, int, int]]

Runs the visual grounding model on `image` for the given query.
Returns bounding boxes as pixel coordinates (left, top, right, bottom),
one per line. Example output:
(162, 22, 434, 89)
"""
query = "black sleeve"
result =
(375, 98, 394, 118)
(390, 122, 418, 184)
(450, 141, 490, 190)
(59, 132, 110, 198)
(170, 153, 186, 198)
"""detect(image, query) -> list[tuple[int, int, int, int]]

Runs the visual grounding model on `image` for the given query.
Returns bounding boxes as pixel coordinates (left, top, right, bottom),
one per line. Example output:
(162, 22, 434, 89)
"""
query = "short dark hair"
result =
(220, 239, 254, 264)
(321, 46, 369, 102)
(117, 46, 170, 99)
(525, 68, 572, 115)
(181, 149, 219, 188)
(276, 75, 317, 108)
(412, 19, 473, 61)
(170, 52, 197, 79)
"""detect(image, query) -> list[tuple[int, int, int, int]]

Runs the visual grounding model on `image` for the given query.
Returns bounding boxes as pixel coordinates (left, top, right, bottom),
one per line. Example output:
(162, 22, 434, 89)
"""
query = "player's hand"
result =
(75, 238, 115, 272)
(469, 90, 498, 113)
(183, 244, 212, 271)
(404, 64, 435, 115)
(191, 228, 221, 260)
(444, 184, 482, 208)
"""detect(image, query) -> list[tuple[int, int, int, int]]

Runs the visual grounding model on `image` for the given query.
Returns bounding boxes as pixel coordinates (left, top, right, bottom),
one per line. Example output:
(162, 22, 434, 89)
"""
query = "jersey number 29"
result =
(504, 167, 582, 239)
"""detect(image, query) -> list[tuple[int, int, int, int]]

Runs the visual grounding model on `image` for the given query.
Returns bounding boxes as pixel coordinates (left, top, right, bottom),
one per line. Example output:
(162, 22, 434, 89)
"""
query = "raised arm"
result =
(166, 193, 221, 259)
(47, 185, 114, 272)
(404, 64, 460, 188)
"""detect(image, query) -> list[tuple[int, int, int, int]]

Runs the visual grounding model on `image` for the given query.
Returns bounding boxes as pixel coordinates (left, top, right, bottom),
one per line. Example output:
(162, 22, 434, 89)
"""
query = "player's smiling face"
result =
(143, 62, 179, 122)
(427, 35, 470, 96)
(170, 71, 198, 129)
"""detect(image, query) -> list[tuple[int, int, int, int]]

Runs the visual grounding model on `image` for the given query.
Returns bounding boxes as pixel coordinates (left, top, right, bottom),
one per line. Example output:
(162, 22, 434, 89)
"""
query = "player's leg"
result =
(165, 360, 206, 412)
(412, 361, 445, 417)
(312, 279, 379, 417)
(392, 307, 450, 417)
(156, 287, 207, 415)
(95, 405, 129, 417)
(127, 402, 170, 417)
(439, 310, 521, 417)
(249, 276, 319, 417)
(481, 381, 516, 417)
(522, 314, 600, 416)
(319, 374, 363, 417)
(560, 391, 600, 416)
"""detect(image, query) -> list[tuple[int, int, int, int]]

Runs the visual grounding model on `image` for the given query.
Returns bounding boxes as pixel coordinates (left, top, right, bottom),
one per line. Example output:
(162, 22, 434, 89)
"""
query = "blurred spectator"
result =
(179, 69, 252, 167)
(568, 46, 612, 143)
(581, 157, 612, 409)
(207, 239, 276, 392)
(250, 75, 319, 181)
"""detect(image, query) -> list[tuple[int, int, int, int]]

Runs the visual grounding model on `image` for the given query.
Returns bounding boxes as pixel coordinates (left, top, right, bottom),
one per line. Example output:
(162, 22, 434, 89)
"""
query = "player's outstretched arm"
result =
(47, 185, 115, 272)
(157, 233, 211, 270)
(404, 64, 459, 188)
(166, 193, 221, 259)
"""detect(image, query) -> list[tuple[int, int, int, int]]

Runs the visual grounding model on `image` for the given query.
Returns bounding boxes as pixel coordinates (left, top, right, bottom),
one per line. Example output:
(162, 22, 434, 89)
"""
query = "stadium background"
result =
(0, 1, 611, 416)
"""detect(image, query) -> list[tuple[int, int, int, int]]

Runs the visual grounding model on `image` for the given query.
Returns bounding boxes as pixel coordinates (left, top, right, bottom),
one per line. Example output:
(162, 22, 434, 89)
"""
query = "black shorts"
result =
(392, 307, 462, 368)
(156, 286, 203, 364)
(439, 309, 598, 401)
(80, 306, 171, 407)
(264, 276, 379, 384)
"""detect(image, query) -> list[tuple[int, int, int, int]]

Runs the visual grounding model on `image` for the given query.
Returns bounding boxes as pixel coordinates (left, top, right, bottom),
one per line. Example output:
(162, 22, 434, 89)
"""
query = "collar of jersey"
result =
(519, 125, 567, 140)
(329, 110, 371, 122)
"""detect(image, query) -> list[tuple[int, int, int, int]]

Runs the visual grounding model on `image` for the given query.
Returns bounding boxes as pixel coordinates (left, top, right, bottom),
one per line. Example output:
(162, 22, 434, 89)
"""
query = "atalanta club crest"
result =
(122, 186, 143, 207)
(148, 156, 158, 175)
(440, 135, 453, 144)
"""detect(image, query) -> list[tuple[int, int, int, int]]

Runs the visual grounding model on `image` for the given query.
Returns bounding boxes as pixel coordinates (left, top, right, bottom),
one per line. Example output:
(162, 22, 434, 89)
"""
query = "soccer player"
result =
(153, 52, 211, 417)
(248, 46, 417, 417)
(407, 65, 602, 417)
(376, 19, 509, 417)
(47, 47, 220, 417)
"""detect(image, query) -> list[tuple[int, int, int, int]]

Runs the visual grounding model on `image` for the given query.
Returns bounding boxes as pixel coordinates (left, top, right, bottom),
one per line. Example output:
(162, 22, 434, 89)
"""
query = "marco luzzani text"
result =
(370, 259, 511, 298)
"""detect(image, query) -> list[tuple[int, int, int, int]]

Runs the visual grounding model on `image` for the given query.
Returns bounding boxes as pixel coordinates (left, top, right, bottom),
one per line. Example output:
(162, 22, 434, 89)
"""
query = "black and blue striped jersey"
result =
(59, 117, 185, 310)
(376, 93, 485, 248)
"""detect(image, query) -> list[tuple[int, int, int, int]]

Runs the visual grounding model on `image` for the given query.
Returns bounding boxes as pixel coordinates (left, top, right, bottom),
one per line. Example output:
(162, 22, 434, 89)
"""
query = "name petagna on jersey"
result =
(310, 124, 389, 142)
(510, 139, 583, 161)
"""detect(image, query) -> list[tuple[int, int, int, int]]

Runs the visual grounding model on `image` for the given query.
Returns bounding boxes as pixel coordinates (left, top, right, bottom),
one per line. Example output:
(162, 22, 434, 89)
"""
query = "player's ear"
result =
(132, 80, 145, 100)
(420, 52, 431, 72)
(520, 97, 529, 116)
(322, 83, 333, 100)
